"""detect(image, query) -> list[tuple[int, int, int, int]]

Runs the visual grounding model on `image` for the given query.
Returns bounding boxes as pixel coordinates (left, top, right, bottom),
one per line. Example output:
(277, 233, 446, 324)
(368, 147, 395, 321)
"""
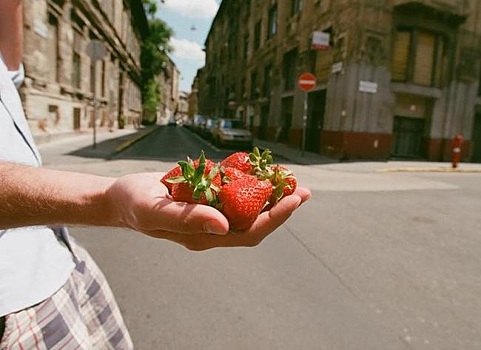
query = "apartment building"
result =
(198, 0, 481, 161)
(22, 0, 147, 140)
(157, 54, 181, 125)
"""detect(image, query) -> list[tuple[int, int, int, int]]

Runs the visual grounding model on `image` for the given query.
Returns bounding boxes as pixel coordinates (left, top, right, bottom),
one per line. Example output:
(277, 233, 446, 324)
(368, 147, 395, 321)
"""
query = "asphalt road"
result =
(39, 126, 481, 350)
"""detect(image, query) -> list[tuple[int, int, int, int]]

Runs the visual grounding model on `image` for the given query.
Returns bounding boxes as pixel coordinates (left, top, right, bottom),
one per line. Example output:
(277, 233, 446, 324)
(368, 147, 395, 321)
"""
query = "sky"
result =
(156, 0, 221, 93)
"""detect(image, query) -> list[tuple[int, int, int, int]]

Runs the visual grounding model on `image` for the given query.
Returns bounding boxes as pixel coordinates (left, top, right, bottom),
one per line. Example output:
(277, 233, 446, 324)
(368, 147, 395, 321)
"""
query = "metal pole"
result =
(302, 92, 308, 157)
(92, 46, 97, 149)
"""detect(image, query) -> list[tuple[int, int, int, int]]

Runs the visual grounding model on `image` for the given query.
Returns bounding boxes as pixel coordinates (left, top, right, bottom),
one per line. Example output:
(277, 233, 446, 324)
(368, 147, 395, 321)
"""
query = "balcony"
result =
(393, 0, 468, 26)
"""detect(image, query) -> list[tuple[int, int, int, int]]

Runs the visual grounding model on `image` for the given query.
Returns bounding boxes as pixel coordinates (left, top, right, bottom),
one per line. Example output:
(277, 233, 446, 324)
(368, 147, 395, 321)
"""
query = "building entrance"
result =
(279, 97, 293, 143)
(472, 112, 481, 162)
(259, 104, 269, 140)
(392, 116, 425, 158)
(306, 90, 326, 153)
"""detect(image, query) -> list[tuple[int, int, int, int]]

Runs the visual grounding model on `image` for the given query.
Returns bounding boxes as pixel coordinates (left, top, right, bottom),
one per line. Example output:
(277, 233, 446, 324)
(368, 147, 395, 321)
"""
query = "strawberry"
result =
(248, 147, 274, 178)
(161, 158, 216, 194)
(220, 166, 252, 184)
(167, 151, 221, 205)
(220, 147, 274, 179)
(268, 165, 297, 204)
(160, 166, 182, 193)
(220, 152, 252, 174)
(217, 176, 273, 231)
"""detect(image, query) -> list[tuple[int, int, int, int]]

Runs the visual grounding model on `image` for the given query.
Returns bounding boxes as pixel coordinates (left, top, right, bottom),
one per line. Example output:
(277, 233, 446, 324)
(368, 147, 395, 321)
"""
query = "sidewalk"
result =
(35, 125, 160, 159)
(254, 138, 336, 166)
(36, 126, 481, 173)
(254, 138, 481, 173)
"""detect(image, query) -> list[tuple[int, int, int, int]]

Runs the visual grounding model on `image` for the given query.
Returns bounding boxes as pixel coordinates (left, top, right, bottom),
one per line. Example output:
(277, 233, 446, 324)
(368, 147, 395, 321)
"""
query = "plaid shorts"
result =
(0, 239, 133, 349)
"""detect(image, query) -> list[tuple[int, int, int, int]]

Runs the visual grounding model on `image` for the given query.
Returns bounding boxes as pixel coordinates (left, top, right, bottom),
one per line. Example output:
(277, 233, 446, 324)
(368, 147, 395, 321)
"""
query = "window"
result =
(291, 0, 303, 16)
(254, 21, 261, 49)
(72, 27, 82, 89)
(90, 60, 96, 93)
(72, 52, 81, 89)
(101, 61, 106, 97)
(47, 14, 59, 83)
(478, 68, 481, 96)
(243, 34, 249, 60)
(250, 71, 258, 100)
(268, 5, 277, 39)
(391, 28, 447, 87)
(263, 64, 272, 97)
(283, 49, 298, 91)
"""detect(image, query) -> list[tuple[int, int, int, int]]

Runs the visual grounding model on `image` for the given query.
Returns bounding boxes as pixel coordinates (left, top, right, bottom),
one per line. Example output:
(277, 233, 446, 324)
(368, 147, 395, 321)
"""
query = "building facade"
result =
(157, 54, 180, 125)
(22, 0, 147, 140)
(198, 0, 481, 161)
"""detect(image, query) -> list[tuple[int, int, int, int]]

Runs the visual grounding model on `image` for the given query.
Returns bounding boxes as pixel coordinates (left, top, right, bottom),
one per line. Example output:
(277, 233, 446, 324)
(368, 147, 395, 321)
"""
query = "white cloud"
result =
(163, 0, 219, 19)
(170, 38, 205, 62)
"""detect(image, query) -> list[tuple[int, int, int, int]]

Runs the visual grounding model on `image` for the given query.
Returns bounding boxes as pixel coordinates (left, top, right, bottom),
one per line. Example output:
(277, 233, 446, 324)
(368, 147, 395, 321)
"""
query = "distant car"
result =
(200, 117, 216, 140)
(191, 114, 206, 134)
(167, 117, 177, 126)
(211, 118, 253, 149)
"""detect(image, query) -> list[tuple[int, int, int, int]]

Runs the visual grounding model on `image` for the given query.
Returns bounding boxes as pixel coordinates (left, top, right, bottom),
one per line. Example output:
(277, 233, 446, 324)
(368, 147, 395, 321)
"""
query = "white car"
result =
(211, 118, 253, 149)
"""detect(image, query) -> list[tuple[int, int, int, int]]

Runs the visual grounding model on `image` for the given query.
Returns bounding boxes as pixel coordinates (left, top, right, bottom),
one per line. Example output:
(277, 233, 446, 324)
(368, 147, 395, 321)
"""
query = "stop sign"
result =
(298, 72, 316, 92)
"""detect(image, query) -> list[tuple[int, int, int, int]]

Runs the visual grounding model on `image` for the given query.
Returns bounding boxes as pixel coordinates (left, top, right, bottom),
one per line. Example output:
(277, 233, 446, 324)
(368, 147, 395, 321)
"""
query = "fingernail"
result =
(204, 220, 227, 235)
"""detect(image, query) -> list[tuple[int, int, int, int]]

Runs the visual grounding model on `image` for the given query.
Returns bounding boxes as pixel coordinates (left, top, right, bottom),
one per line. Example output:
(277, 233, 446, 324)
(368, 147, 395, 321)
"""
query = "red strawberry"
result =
(221, 152, 252, 174)
(168, 151, 221, 205)
(161, 158, 216, 193)
(217, 177, 273, 231)
(221, 166, 252, 184)
(161, 167, 182, 193)
(248, 147, 274, 178)
(268, 165, 297, 204)
(220, 147, 274, 178)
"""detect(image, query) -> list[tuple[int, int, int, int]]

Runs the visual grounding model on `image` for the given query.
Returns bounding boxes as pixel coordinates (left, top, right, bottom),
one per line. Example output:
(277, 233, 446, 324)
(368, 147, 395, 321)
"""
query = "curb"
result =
(111, 126, 160, 156)
(377, 166, 481, 173)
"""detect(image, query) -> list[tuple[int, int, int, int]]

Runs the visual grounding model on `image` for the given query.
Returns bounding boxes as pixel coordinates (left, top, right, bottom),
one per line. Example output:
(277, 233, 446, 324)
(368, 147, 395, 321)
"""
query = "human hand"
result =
(106, 173, 311, 251)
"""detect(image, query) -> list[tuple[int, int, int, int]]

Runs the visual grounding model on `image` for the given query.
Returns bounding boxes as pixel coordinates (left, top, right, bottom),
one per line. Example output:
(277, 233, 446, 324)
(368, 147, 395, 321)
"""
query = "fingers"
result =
(294, 186, 312, 204)
(148, 199, 230, 235)
(154, 189, 309, 251)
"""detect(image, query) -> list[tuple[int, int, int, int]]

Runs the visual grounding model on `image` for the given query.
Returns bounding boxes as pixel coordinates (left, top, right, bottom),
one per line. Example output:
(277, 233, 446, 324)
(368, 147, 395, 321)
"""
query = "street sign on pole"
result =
(298, 73, 316, 157)
(298, 72, 316, 92)
(86, 40, 108, 149)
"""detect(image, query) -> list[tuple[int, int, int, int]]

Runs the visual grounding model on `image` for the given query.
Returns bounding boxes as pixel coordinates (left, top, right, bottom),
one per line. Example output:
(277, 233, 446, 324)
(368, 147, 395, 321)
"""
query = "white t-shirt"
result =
(0, 59, 75, 317)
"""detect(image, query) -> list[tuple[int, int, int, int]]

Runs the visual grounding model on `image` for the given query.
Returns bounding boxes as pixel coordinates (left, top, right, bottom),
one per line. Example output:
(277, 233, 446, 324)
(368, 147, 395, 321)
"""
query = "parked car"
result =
(200, 117, 216, 140)
(191, 114, 206, 134)
(211, 118, 253, 149)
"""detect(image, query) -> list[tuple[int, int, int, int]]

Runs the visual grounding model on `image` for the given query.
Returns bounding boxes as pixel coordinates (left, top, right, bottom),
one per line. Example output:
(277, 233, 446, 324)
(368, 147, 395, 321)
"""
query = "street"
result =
(39, 126, 481, 350)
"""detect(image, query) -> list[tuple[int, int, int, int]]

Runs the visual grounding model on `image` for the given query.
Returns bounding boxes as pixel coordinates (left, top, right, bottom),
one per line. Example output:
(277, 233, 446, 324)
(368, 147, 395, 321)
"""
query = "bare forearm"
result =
(0, 0, 23, 70)
(0, 161, 119, 229)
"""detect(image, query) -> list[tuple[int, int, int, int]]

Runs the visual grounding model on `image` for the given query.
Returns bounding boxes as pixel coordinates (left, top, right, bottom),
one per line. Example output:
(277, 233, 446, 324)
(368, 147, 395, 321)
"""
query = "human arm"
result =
(0, 0, 23, 71)
(0, 161, 311, 250)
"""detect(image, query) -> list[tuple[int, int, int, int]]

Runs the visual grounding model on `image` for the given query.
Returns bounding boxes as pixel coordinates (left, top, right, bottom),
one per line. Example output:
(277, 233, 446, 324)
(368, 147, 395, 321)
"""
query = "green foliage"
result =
(140, 0, 173, 122)
(142, 79, 160, 125)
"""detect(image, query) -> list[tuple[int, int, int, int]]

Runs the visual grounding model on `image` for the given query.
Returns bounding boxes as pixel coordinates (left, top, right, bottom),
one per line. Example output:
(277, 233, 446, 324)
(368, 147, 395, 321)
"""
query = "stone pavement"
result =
(254, 138, 481, 173)
(36, 125, 481, 173)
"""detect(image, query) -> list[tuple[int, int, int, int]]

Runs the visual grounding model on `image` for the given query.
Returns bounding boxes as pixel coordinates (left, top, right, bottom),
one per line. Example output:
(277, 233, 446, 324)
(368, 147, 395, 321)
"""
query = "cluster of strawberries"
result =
(161, 147, 297, 231)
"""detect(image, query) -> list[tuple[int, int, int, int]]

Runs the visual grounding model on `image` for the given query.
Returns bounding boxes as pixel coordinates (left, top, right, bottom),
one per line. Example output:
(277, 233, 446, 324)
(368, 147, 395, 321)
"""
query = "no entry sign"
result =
(298, 72, 316, 92)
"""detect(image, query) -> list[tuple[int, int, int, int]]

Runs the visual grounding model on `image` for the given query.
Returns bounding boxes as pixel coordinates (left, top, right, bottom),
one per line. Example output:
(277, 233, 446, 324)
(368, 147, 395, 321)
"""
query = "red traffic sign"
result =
(298, 72, 316, 92)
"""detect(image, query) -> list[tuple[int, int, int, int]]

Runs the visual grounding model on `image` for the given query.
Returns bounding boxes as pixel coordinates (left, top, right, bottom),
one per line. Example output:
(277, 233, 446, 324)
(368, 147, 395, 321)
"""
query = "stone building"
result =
(198, 0, 481, 162)
(188, 74, 200, 119)
(157, 54, 180, 125)
(22, 0, 147, 141)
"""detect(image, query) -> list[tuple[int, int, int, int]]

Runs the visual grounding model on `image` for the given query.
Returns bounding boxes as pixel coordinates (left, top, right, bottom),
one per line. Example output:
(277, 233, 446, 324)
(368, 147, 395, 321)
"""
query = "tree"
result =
(141, 0, 173, 124)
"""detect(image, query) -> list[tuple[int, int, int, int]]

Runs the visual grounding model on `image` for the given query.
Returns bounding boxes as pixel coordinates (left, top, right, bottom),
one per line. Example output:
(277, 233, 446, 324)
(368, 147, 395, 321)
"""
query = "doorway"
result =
(472, 112, 481, 162)
(306, 90, 326, 153)
(279, 96, 293, 143)
(392, 116, 425, 158)
(259, 104, 269, 140)
(73, 107, 81, 130)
